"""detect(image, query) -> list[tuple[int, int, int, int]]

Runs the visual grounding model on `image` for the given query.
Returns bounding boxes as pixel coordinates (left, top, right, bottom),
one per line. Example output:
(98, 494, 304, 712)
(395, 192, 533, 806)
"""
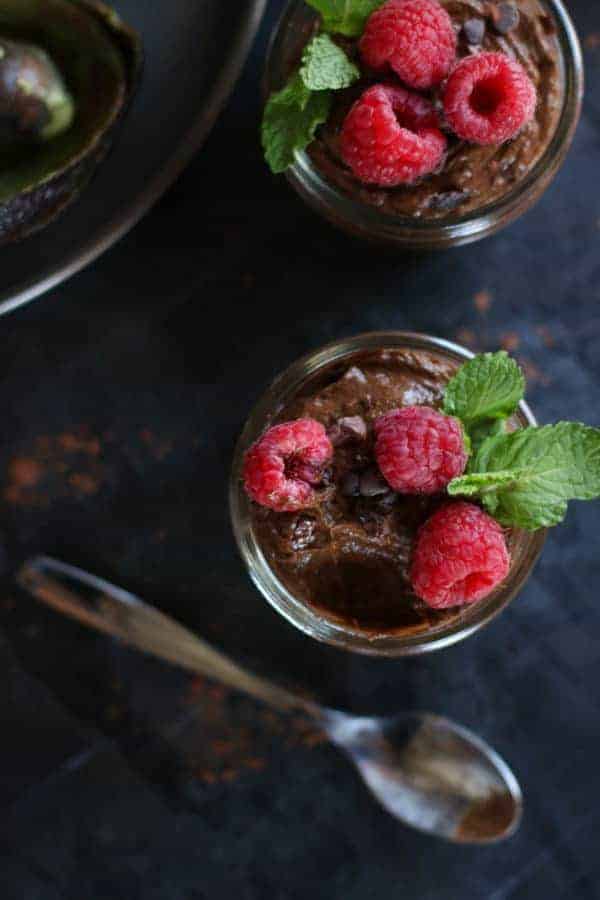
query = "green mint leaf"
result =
(467, 418, 507, 464)
(261, 34, 358, 173)
(300, 34, 360, 90)
(484, 493, 568, 530)
(466, 422, 600, 530)
(305, 0, 382, 36)
(261, 72, 332, 174)
(461, 424, 472, 457)
(449, 471, 519, 498)
(443, 352, 526, 426)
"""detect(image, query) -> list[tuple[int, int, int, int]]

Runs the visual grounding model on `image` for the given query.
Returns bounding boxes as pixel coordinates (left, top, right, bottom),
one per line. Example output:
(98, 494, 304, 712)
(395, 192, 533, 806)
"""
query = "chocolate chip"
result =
(344, 366, 367, 384)
(340, 471, 361, 497)
(320, 467, 334, 487)
(375, 491, 397, 511)
(327, 424, 344, 446)
(340, 415, 367, 440)
(328, 415, 367, 446)
(357, 510, 384, 537)
(359, 468, 390, 498)
(428, 190, 470, 212)
(489, 3, 519, 35)
(463, 17, 485, 45)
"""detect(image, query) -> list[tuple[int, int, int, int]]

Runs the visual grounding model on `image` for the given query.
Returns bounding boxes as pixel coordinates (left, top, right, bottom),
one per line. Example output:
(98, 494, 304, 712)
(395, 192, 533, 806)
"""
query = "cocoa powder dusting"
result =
(4, 426, 177, 508)
(184, 676, 325, 785)
(474, 290, 493, 314)
(454, 328, 481, 351)
(5, 427, 106, 507)
(519, 357, 551, 387)
(500, 331, 521, 352)
(535, 324, 556, 348)
(139, 428, 173, 461)
(584, 33, 600, 51)
(8, 458, 43, 489)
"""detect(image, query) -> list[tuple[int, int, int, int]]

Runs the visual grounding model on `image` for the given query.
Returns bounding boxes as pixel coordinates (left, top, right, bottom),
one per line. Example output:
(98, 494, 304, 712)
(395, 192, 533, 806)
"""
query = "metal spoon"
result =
(17, 556, 522, 844)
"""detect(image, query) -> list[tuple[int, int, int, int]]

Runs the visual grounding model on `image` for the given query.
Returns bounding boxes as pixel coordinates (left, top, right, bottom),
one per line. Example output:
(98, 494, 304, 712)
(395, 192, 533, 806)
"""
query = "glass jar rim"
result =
(230, 331, 547, 657)
(266, 0, 584, 247)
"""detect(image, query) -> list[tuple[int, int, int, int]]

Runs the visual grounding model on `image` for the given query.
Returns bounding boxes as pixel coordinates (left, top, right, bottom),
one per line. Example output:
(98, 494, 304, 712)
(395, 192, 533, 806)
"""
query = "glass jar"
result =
(230, 332, 546, 657)
(263, 0, 583, 250)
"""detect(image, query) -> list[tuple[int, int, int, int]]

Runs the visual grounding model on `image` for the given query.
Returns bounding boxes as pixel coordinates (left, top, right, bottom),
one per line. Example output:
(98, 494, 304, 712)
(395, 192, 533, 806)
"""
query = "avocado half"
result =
(0, 0, 142, 244)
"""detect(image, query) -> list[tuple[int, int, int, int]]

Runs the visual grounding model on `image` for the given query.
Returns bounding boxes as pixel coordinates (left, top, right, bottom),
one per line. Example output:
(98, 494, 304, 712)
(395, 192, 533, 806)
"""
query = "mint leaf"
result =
(261, 72, 332, 174)
(306, 0, 382, 36)
(300, 34, 360, 90)
(467, 418, 507, 463)
(449, 471, 519, 498)
(261, 34, 358, 174)
(459, 423, 600, 530)
(443, 352, 526, 426)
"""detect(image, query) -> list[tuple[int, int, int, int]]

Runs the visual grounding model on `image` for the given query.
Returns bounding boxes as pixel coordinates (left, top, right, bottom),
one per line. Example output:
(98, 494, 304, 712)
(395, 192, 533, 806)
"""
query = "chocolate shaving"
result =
(340, 471, 361, 497)
(359, 468, 390, 498)
(338, 416, 367, 441)
(428, 190, 470, 213)
(329, 415, 367, 446)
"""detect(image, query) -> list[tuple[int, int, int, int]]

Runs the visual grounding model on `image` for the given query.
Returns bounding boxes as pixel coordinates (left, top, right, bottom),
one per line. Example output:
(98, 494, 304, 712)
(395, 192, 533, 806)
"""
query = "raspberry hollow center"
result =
(470, 77, 505, 116)
(393, 108, 418, 133)
(285, 454, 320, 485)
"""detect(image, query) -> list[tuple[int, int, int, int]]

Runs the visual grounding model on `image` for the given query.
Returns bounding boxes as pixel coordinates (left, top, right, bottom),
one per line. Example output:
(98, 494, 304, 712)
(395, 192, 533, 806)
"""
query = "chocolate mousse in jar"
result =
(262, 0, 583, 249)
(230, 332, 546, 656)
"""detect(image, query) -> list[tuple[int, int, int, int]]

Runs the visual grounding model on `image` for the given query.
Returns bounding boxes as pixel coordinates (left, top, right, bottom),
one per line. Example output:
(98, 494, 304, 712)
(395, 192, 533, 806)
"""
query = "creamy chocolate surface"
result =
(250, 349, 472, 637)
(306, 0, 563, 220)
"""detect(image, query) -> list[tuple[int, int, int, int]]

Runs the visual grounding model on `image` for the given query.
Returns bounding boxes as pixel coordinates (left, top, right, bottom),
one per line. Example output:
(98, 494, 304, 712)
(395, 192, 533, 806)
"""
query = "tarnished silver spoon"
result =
(17, 556, 522, 844)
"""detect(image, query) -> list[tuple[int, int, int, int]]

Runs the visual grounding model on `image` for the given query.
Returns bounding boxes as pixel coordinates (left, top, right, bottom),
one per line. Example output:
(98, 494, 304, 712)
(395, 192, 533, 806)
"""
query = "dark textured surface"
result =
(1, 2, 600, 898)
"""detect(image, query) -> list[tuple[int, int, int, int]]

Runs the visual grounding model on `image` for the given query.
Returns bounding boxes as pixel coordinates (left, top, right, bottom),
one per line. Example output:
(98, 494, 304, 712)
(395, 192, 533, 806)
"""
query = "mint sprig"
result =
(449, 423, 600, 530)
(261, 35, 359, 174)
(443, 351, 525, 426)
(306, 0, 382, 37)
(261, 73, 331, 175)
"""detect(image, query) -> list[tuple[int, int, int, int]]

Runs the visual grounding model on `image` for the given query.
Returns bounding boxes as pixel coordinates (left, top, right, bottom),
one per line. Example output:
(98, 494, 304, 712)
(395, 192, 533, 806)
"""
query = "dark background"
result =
(2, 1, 600, 897)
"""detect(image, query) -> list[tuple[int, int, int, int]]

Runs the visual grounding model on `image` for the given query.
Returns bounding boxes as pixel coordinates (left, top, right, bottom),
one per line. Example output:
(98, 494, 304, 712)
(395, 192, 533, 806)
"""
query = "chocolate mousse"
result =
(306, 0, 563, 219)
(240, 339, 600, 649)
(250, 348, 503, 636)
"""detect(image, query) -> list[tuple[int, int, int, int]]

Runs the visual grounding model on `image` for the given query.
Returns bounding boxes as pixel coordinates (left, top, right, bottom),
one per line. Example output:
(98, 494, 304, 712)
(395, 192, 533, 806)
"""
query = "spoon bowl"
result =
(17, 556, 523, 844)
(323, 709, 521, 843)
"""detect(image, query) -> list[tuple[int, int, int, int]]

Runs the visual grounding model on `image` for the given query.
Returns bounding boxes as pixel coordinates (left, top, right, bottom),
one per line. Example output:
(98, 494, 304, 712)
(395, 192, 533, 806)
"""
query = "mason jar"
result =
(263, 0, 583, 249)
(230, 332, 547, 656)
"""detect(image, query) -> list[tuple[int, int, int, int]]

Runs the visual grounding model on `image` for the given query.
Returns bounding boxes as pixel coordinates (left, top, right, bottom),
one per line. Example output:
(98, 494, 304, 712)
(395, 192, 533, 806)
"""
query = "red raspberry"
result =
(359, 0, 457, 90)
(374, 406, 467, 494)
(411, 502, 511, 609)
(243, 419, 333, 512)
(340, 84, 447, 186)
(443, 52, 537, 145)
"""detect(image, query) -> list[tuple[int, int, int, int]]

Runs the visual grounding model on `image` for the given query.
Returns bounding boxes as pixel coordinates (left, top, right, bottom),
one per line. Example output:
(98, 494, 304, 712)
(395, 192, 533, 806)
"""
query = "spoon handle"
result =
(17, 556, 314, 716)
